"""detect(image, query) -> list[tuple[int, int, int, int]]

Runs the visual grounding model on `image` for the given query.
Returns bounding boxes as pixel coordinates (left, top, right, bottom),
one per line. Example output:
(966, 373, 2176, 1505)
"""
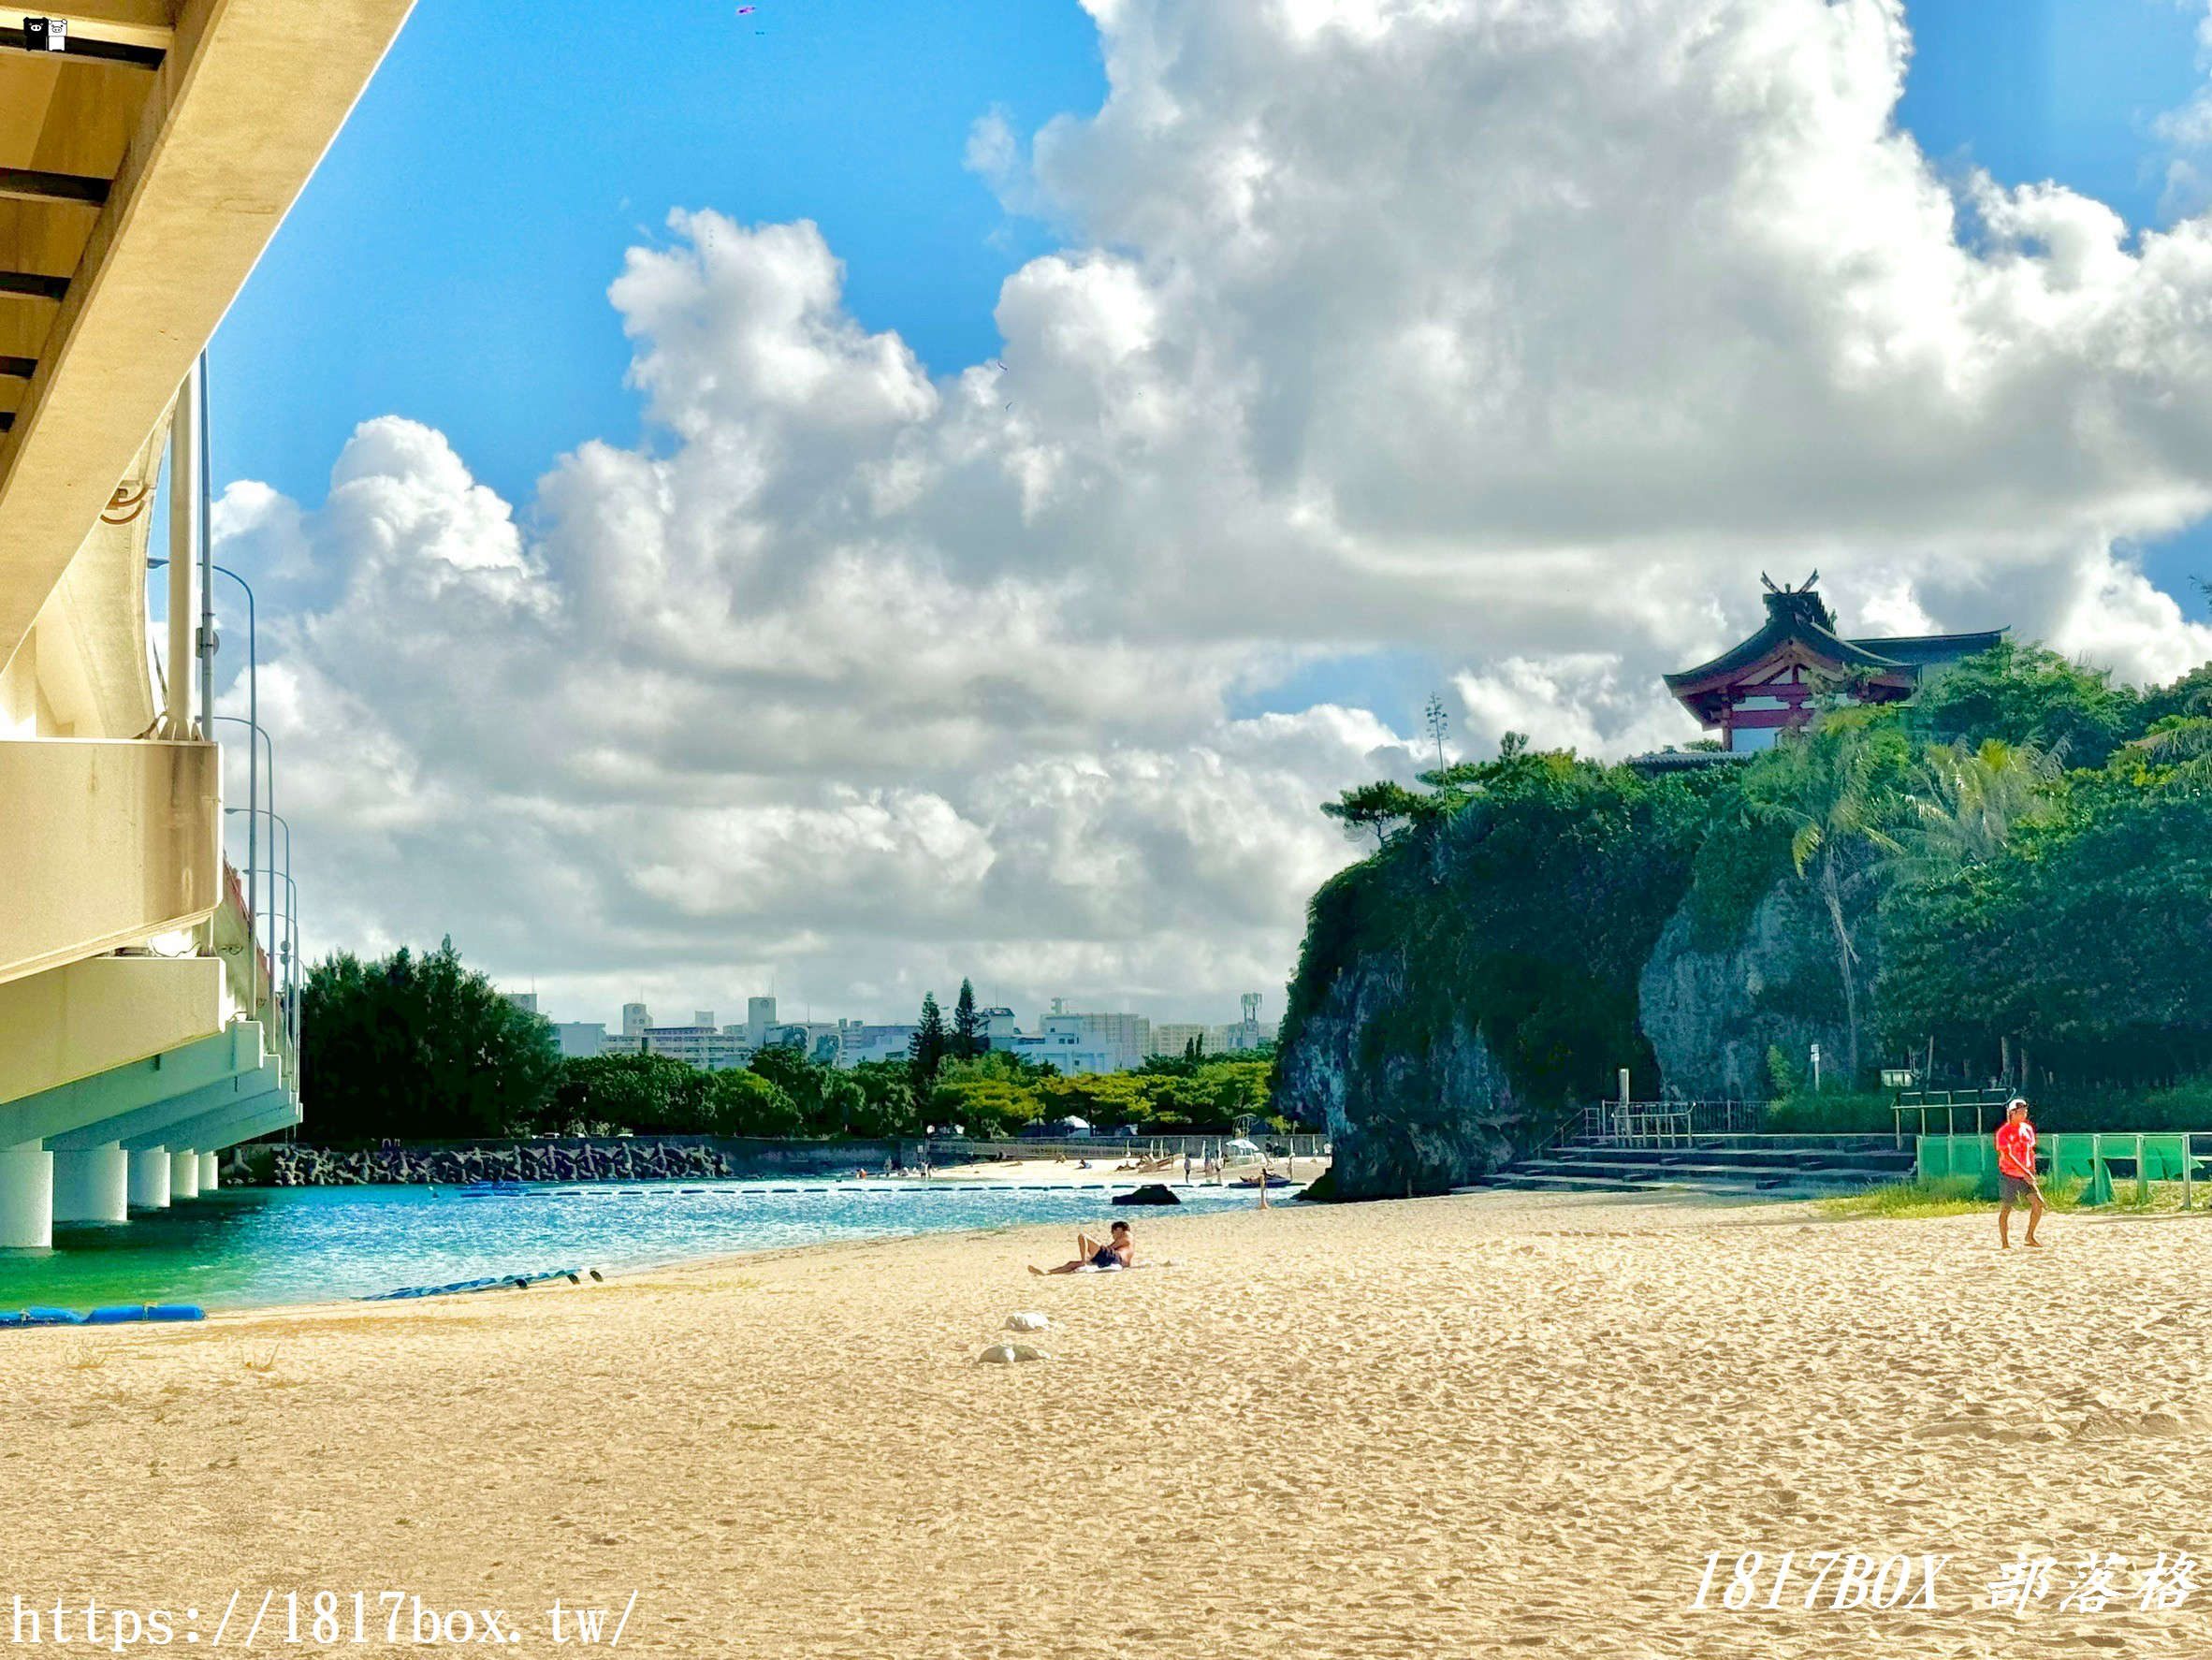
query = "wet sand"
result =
(4, 1189, 2208, 1657)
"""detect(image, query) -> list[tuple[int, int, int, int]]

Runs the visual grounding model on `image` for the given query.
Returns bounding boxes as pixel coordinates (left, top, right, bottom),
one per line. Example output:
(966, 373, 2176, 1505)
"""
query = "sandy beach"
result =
(5, 1189, 2209, 1657)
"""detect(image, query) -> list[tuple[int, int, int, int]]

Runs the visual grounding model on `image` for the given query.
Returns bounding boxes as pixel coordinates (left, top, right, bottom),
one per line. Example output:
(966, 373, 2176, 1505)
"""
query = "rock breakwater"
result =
(261, 1139, 735, 1187)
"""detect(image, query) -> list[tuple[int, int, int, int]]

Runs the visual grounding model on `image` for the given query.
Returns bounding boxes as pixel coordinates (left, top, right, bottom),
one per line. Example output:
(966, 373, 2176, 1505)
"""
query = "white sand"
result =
(3, 1189, 2208, 1657)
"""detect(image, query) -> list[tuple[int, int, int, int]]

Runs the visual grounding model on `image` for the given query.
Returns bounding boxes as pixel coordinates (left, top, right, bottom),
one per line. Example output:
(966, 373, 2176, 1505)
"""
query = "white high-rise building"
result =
(1041, 1011, 1151, 1071)
(552, 1022, 606, 1059)
(1150, 1023, 1206, 1058)
(604, 1015, 751, 1071)
(837, 1024, 920, 1066)
(1149, 998, 1277, 1058)
(1001, 1027, 1118, 1074)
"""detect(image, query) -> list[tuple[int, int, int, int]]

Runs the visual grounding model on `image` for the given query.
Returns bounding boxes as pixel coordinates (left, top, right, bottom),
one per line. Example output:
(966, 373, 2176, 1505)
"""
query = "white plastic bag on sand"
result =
(977, 1343, 1046, 1363)
(1005, 1312, 1050, 1332)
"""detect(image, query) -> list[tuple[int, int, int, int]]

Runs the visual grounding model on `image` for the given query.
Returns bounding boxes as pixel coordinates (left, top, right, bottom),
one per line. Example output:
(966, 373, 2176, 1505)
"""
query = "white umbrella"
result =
(1225, 1137, 1260, 1155)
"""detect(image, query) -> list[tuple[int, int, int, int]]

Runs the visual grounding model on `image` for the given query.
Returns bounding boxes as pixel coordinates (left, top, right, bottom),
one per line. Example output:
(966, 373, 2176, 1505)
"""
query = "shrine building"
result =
(1662, 575, 2004, 752)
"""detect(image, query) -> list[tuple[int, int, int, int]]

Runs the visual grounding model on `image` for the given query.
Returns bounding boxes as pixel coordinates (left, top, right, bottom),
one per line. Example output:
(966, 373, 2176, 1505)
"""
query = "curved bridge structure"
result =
(0, 0, 416, 1245)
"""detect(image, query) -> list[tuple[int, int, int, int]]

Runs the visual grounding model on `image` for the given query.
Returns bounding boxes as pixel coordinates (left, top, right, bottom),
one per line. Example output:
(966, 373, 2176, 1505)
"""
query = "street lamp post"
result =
(263, 811, 299, 1075)
(196, 354, 215, 738)
(211, 716, 275, 1014)
(222, 808, 298, 1070)
(155, 554, 268, 1012)
(212, 563, 262, 981)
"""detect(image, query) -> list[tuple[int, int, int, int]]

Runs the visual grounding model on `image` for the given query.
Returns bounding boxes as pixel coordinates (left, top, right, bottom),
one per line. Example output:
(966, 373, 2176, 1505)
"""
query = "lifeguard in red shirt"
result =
(1994, 1098, 2043, 1249)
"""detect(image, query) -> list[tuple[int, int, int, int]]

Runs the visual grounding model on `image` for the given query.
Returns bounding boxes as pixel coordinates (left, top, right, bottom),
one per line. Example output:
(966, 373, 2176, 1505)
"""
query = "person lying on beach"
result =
(1031, 1220, 1134, 1274)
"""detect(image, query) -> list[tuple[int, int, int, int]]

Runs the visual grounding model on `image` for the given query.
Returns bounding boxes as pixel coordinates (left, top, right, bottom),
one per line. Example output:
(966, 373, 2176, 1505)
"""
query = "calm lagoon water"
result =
(0, 1180, 1270, 1312)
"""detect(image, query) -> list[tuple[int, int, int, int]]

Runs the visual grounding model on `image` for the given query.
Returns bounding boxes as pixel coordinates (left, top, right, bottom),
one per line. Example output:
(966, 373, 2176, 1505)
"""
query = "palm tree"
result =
(1897, 738, 2056, 873)
(1747, 715, 1908, 1083)
(2126, 715, 2212, 772)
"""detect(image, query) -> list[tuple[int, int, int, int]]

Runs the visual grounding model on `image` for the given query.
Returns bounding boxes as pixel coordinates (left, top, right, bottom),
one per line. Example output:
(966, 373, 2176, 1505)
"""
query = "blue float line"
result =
(0, 1303, 203, 1328)
(361, 1266, 589, 1303)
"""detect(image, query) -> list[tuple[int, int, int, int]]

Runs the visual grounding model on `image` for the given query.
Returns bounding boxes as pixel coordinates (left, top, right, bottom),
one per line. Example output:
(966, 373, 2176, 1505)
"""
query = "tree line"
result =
(298, 949, 1284, 1144)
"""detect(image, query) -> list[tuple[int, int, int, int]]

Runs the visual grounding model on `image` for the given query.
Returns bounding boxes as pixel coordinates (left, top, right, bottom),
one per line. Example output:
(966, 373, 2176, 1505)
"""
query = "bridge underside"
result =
(0, 956, 298, 1244)
(0, 0, 419, 1249)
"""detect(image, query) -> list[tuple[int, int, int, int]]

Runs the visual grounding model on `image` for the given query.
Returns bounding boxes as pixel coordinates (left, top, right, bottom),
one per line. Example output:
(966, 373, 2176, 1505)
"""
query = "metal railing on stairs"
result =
(1577, 1099, 1761, 1147)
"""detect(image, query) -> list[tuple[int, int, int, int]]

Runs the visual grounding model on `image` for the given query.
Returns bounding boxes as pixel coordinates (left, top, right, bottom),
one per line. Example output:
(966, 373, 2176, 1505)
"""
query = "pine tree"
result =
(910, 992, 949, 1090)
(953, 978, 982, 1060)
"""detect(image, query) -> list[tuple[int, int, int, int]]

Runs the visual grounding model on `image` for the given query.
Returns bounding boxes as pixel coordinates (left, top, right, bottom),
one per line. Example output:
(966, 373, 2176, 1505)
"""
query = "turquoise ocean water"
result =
(0, 1180, 1268, 1313)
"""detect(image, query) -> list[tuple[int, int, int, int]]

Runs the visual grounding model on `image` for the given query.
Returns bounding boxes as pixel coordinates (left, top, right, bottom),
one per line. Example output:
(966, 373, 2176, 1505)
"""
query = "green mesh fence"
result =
(1916, 1132, 2206, 1203)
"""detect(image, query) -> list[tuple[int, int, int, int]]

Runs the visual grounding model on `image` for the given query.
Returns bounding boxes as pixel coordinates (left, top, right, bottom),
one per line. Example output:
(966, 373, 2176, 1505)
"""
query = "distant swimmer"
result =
(1031, 1220, 1134, 1275)
(1996, 1097, 2045, 1249)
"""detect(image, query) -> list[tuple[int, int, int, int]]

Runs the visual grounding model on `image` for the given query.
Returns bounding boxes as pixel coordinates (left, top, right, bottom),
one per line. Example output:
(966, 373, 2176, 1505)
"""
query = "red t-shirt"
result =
(1995, 1120, 2035, 1178)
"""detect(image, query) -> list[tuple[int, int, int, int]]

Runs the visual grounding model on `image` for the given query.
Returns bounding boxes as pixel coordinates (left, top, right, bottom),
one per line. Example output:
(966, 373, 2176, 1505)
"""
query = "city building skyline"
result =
(517, 990, 1278, 1075)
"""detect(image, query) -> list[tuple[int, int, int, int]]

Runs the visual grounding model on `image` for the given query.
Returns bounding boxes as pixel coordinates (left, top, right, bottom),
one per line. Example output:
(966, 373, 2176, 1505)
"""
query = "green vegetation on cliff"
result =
(1286, 747, 1723, 1109)
(1278, 747, 1725, 1192)
(1878, 740, 2212, 1084)
(1277, 645, 2212, 1194)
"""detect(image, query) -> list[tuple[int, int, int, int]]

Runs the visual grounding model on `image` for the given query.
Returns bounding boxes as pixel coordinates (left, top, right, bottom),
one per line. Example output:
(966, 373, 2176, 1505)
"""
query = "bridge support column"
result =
(0, 1141, 54, 1248)
(52, 1144, 128, 1224)
(198, 1152, 217, 1192)
(128, 1147, 171, 1209)
(169, 1149, 201, 1201)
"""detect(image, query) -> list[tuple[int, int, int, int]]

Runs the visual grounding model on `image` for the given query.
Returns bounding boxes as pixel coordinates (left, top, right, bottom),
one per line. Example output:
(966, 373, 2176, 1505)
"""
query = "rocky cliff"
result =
(1274, 754, 1719, 1199)
(1274, 944, 1527, 1197)
(1637, 878, 1856, 1099)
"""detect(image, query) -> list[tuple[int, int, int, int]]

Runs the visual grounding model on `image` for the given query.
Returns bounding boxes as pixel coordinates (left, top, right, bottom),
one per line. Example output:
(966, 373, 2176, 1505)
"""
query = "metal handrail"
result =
(1579, 1099, 1756, 1147)
(1890, 1088, 2016, 1148)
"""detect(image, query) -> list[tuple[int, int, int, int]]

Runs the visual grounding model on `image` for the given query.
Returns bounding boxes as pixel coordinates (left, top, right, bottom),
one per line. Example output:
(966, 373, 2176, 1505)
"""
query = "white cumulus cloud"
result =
(218, 0, 2212, 1025)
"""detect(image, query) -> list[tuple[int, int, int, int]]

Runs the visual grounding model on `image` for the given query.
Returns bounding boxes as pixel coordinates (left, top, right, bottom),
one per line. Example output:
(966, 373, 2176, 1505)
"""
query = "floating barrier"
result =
(91, 1304, 203, 1324)
(363, 1265, 592, 1303)
(1, 1303, 202, 1328)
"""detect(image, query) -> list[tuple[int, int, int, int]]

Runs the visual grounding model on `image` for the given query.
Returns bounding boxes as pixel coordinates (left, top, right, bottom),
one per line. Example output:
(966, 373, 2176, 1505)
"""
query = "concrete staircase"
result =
(1470, 1133, 1915, 1197)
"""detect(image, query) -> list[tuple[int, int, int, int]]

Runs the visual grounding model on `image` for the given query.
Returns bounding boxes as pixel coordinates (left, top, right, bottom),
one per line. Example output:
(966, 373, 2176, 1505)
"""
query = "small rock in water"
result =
(977, 1343, 1046, 1363)
(1113, 1183, 1180, 1206)
(1005, 1312, 1050, 1332)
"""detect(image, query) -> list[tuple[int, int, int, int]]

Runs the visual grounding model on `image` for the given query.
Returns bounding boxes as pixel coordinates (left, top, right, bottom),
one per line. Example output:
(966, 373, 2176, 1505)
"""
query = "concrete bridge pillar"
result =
(168, 1148, 201, 1201)
(198, 1152, 217, 1192)
(128, 1147, 171, 1209)
(52, 1144, 128, 1224)
(0, 1141, 54, 1248)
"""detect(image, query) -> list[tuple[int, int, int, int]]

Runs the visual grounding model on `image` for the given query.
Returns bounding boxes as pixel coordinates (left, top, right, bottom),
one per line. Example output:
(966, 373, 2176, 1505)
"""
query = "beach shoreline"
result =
(7, 1189, 2209, 1657)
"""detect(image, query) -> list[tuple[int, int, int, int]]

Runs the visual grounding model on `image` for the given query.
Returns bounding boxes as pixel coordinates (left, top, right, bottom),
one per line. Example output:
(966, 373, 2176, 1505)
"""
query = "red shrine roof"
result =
(1664, 578, 2005, 730)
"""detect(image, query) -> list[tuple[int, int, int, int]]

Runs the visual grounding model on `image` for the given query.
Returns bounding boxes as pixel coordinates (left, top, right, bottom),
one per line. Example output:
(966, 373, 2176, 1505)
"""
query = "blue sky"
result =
(210, 0, 2212, 732)
(211, 0, 1103, 514)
